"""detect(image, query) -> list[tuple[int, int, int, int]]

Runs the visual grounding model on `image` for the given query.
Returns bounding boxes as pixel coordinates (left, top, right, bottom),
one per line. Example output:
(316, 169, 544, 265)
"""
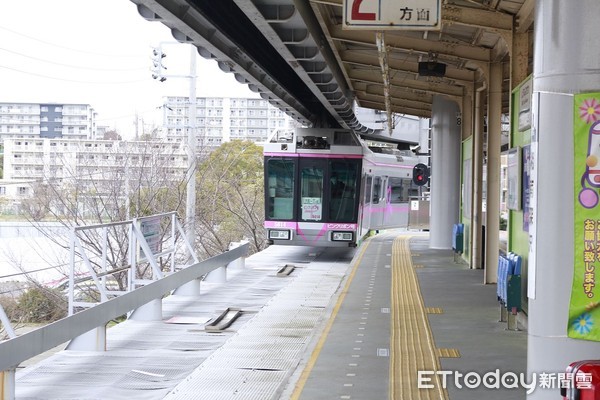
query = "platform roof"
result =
(131, 0, 534, 130)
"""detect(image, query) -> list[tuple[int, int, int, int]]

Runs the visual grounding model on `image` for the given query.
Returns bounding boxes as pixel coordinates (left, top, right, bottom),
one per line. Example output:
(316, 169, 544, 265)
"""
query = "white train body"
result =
(264, 128, 423, 247)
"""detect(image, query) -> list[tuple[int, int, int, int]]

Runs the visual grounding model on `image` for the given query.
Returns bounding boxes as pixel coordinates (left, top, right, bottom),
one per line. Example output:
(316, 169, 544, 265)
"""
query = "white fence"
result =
(0, 213, 249, 400)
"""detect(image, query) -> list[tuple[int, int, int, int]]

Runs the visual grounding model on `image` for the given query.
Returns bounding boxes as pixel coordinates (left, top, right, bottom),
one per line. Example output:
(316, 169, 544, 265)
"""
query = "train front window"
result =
(300, 166, 324, 221)
(266, 159, 295, 220)
(329, 160, 359, 222)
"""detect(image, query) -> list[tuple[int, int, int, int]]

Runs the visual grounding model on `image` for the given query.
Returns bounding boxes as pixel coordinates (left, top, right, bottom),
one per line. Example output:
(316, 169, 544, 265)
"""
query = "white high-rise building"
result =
(0, 102, 98, 142)
(161, 96, 297, 148)
(0, 137, 188, 215)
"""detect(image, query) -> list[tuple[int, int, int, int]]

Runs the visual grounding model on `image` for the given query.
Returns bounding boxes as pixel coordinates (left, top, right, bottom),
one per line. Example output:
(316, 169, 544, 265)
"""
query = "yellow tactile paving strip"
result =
(390, 236, 449, 400)
(437, 348, 461, 358)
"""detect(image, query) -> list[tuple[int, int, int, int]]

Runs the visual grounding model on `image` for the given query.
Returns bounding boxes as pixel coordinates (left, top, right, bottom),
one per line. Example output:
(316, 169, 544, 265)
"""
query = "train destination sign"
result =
(343, 0, 441, 30)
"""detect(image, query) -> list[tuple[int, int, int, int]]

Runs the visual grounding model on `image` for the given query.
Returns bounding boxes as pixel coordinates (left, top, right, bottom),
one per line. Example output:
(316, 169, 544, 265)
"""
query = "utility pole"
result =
(185, 44, 197, 259)
(151, 43, 198, 261)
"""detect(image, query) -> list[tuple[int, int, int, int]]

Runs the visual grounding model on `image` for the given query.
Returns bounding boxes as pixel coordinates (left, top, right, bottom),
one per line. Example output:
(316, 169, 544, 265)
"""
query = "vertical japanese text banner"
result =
(569, 93, 600, 340)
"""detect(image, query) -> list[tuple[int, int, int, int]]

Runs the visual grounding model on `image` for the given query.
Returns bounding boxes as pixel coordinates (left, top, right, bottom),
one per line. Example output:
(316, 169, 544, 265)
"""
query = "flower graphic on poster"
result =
(586, 301, 600, 312)
(573, 313, 594, 335)
(579, 98, 600, 124)
(577, 120, 600, 209)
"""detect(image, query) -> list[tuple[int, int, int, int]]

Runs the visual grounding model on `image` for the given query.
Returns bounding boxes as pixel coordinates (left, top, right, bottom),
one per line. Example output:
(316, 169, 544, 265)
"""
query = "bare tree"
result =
(17, 139, 191, 303)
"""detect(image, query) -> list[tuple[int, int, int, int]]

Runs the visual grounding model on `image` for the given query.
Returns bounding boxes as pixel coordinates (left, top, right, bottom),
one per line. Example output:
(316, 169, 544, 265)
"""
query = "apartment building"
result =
(0, 102, 98, 142)
(0, 137, 188, 215)
(161, 96, 297, 147)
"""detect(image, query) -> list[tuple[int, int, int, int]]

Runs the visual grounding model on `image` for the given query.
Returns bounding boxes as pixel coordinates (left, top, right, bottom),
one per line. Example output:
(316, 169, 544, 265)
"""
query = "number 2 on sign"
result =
(351, 0, 376, 20)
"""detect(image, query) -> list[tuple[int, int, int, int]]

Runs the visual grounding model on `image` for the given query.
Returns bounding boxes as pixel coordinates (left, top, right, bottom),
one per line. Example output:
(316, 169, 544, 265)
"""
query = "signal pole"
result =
(151, 43, 198, 261)
(150, 46, 167, 82)
(185, 44, 197, 259)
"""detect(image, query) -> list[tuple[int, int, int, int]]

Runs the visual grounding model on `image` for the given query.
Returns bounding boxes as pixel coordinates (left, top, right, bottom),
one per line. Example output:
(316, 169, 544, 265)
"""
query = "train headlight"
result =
(269, 230, 291, 240)
(332, 231, 353, 242)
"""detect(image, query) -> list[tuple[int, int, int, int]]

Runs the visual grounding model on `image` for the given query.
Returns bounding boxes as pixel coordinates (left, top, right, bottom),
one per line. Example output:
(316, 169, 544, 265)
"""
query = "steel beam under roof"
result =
(131, 0, 534, 124)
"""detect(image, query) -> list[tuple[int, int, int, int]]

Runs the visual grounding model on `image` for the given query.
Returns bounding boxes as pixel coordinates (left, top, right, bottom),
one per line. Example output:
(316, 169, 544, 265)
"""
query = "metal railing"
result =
(68, 212, 197, 315)
(0, 213, 249, 399)
(0, 242, 247, 371)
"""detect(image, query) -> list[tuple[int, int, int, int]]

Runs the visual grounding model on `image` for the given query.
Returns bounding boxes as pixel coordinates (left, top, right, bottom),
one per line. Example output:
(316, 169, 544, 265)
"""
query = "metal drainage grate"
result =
(205, 308, 242, 332)
(276, 264, 296, 277)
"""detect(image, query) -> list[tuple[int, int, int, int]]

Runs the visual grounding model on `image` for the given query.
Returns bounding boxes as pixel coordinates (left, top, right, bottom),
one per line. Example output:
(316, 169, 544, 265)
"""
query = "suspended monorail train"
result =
(264, 128, 425, 247)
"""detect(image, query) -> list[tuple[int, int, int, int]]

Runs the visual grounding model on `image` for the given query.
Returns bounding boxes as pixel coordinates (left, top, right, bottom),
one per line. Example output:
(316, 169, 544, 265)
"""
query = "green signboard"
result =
(568, 93, 600, 340)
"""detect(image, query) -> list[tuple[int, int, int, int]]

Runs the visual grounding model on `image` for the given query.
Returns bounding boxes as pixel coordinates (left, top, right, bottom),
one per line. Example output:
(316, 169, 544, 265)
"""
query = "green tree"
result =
(195, 140, 265, 257)
(17, 285, 67, 323)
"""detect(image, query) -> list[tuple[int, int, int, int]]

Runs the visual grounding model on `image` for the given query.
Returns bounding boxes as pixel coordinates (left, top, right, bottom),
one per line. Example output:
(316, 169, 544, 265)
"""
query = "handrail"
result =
(0, 242, 248, 371)
(70, 212, 177, 232)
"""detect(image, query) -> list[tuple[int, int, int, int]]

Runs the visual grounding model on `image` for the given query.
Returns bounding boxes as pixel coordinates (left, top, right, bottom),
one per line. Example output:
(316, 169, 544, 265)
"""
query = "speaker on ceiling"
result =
(418, 61, 446, 77)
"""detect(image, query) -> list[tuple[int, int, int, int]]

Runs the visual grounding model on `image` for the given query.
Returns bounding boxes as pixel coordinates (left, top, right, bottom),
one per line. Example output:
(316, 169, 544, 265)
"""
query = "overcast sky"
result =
(0, 0, 258, 139)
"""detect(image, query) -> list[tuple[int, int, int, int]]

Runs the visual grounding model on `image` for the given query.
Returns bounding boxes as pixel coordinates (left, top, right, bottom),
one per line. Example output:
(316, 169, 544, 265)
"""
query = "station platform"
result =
(292, 231, 527, 400)
(15, 230, 526, 399)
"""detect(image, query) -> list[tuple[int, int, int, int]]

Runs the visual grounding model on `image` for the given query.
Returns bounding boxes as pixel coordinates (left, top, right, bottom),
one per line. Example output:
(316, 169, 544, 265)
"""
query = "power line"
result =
(0, 25, 146, 59)
(0, 264, 64, 280)
(0, 65, 151, 85)
(0, 47, 148, 72)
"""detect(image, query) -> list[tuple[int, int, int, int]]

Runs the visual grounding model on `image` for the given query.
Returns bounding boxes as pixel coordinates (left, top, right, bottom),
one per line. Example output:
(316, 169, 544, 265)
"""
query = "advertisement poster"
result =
(522, 145, 531, 232)
(527, 91, 538, 300)
(140, 216, 162, 255)
(518, 79, 532, 131)
(507, 147, 521, 210)
(568, 93, 600, 340)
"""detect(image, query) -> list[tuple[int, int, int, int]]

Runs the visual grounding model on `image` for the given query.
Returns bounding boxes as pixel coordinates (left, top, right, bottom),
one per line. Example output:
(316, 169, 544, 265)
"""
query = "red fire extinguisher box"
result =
(562, 360, 600, 399)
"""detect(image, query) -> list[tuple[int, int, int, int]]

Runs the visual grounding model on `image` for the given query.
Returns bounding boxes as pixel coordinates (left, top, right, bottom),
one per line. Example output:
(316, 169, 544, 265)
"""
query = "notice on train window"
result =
(302, 198, 322, 220)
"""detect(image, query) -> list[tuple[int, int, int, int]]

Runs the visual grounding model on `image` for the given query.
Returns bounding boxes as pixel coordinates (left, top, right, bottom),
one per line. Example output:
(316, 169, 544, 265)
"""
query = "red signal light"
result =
(412, 163, 429, 186)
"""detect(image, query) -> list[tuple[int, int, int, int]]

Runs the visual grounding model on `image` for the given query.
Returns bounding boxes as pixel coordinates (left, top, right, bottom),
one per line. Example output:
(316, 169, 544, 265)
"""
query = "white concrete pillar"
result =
(204, 266, 226, 283)
(430, 95, 461, 249)
(227, 241, 246, 270)
(129, 299, 162, 321)
(227, 258, 244, 270)
(527, 1, 600, 398)
(67, 326, 106, 352)
(173, 279, 201, 296)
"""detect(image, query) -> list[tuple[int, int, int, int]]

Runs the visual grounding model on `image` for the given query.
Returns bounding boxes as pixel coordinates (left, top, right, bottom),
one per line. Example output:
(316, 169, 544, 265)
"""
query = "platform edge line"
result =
(289, 240, 371, 400)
